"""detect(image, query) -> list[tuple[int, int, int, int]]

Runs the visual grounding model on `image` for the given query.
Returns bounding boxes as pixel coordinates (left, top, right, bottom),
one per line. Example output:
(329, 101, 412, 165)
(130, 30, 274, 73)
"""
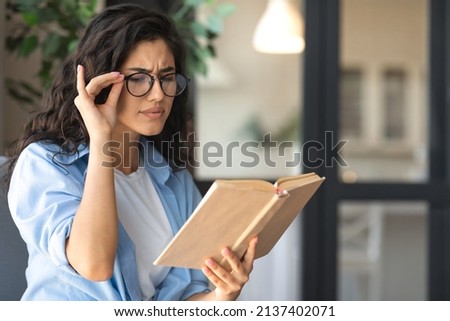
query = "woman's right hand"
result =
(74, 65, 124, 142)
(67, 65, 124, 281)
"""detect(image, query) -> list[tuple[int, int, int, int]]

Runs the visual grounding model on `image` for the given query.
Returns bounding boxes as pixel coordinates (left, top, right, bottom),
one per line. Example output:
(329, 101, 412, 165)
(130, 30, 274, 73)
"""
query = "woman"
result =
(4, 4, 257, 301)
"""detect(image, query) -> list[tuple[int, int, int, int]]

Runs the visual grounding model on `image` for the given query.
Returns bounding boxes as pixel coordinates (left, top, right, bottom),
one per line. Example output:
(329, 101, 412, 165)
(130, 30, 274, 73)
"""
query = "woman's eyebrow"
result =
(127, 66, 176, 73)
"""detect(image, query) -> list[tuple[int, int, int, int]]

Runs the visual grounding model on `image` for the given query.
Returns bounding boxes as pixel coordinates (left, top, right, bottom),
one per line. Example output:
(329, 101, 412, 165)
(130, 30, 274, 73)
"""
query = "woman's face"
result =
(114, 39, 176, 140)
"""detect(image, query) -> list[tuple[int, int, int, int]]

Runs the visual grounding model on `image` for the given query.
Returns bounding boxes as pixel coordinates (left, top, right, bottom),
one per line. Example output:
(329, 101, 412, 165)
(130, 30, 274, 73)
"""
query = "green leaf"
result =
(207, 44, 216, 57)
(42, 32, 63, 59)
(22, 12, 39, 26)
(216, 3, 236, 17)
(36, 7, 60, 23)
(16, 0, 40, 12)
(86, 0, 98, 11)
(39, 60, 54, 89)
(61, 0, 77, 12)
(67, 39, 79, 52)
(185, 0, 205, 8)
(77, 4, 96, 25)
(16, 0, 41, 7)
(18, 35, 38, 57)
(186, 54, 207, 76)
(190, 21, 208, 38)
(206, 15, 223, 34)
(199, 45, 214, 59)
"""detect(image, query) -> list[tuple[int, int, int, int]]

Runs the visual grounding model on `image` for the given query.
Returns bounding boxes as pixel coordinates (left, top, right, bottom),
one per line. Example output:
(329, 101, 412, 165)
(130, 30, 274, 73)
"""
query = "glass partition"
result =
(338, 201, 427, 300)
(338, 0, 428, 183)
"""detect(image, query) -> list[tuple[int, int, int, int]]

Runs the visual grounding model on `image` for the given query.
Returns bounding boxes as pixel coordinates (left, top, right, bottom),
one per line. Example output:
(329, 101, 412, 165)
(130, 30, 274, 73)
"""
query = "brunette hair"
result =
(3, 4, 189, 187)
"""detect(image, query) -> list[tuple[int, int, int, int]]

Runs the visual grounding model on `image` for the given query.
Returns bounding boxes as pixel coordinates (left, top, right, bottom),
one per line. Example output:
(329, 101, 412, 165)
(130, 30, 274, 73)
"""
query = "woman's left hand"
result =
(201, 236, 258, 301)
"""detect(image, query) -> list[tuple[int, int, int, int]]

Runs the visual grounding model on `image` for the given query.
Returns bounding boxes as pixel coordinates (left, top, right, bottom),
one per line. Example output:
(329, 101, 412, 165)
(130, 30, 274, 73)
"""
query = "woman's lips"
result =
(140, 107, 164, 119)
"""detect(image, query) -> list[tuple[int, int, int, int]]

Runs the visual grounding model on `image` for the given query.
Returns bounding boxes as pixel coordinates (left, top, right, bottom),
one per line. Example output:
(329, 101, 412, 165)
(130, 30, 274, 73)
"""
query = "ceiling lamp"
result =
(253, 0, 305, 54)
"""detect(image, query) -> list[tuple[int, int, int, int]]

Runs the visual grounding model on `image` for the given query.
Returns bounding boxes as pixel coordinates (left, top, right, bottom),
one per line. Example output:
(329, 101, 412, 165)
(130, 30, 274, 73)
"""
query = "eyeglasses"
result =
(124, 72, 190, 97)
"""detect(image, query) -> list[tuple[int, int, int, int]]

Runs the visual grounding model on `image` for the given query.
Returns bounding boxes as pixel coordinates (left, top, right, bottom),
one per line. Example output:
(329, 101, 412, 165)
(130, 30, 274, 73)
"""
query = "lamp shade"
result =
(253, 0, 305, 54)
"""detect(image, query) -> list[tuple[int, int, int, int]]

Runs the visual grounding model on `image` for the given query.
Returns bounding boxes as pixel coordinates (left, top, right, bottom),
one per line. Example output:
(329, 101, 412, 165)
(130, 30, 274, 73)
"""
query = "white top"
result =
(114, 166, 173, 300)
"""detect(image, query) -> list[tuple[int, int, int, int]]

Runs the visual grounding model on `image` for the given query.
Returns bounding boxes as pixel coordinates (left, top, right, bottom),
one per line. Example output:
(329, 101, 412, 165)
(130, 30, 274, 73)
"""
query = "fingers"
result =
(75, 65, 93, 112)
(85, 72, 124, 99)
(201, 236, 259, 300)
(202, 258, 243, 300)
(74, 65, 124, 137)
(76, 65, 124, 100)
(76, 65, 88, 99)
(223, 236, 258, 276)
(105, 80, 124, 107)
(202, 259, 228, 287)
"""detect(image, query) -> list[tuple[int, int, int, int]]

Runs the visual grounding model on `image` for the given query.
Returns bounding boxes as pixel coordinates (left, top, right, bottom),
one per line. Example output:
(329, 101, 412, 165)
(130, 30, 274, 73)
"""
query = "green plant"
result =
(5, 0, 98, 109)
(4, 0, 236, 110)
(169, 0, 236, 77)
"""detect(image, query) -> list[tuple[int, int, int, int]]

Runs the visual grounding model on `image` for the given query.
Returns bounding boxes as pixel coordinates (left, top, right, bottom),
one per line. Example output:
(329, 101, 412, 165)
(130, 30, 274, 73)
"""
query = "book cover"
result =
(154, 172, 325, 270)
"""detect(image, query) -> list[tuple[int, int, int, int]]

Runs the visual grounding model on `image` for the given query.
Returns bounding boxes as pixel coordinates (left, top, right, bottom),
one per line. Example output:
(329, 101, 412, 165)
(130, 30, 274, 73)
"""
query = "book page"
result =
(214, 179, 275, 192)
(276, 172, 324, 191)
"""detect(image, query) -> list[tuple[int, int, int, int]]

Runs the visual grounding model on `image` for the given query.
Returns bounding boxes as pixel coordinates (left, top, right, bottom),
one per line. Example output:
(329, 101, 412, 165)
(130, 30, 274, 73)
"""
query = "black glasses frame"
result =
(124, 72, 191, 97)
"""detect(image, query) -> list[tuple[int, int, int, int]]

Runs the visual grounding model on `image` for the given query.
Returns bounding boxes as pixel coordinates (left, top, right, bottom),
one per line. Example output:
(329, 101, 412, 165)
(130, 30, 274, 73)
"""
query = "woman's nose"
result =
(146, 79, 165, 101)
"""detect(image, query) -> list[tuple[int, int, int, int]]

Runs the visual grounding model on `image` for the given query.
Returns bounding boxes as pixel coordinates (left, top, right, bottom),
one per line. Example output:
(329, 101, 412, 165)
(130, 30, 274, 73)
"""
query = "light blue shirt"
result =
(8, 141, 210, 300)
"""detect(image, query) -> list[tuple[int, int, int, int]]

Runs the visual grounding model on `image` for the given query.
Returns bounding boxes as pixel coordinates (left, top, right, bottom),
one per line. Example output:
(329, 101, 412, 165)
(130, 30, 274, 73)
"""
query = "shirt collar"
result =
(141, 140, 172, 185)
(42, 142, 89, 164)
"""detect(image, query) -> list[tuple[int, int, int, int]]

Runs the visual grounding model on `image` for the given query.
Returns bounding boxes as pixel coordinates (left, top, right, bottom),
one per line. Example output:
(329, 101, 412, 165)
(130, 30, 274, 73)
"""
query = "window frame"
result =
(302, 0, 450, 300)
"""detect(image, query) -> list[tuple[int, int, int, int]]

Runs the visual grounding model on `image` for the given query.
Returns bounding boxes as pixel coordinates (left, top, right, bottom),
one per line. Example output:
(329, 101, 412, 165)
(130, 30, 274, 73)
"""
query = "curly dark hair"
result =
(3, 4, 190, 188)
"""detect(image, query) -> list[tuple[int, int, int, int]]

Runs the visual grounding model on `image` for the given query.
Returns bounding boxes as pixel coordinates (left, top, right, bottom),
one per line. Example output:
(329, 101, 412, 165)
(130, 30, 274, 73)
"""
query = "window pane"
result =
(340, 69, 363, 138)
(383, 69, 406, 140)
(338, 0, 429, 183)
(338, 201, 427, 300)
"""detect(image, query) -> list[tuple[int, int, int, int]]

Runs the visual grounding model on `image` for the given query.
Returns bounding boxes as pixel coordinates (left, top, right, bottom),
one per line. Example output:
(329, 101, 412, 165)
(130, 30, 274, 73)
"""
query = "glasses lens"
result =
(126, 73, 152, 97)
(161, 73, 189, 97)
(126, 72, 190, 97)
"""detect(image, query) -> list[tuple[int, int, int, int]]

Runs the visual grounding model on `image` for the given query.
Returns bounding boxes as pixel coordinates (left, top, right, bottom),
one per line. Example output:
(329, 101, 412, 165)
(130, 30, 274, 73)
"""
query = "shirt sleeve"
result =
(8, 143, 85, 275)
(152, 267, 210, 301)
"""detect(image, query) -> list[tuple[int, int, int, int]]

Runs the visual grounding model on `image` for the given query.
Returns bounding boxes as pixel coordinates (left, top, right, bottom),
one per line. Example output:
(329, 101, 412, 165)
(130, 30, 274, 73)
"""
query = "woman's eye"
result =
(129, 74, 148, 83)
(161, 74, 176, 83)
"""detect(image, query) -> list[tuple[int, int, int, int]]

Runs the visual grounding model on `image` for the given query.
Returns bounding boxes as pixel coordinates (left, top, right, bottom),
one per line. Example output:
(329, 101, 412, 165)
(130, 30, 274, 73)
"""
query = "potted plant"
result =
(4, 0, 236, 110)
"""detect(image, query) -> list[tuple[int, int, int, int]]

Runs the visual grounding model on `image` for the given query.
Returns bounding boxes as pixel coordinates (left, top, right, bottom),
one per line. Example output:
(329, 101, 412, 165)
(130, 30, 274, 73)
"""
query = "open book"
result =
(154, 172, 325, 270)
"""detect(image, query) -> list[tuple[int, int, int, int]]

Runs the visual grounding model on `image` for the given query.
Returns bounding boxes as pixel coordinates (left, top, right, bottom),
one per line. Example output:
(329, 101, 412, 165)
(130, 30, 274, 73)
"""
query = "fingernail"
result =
(222, 247, 232, 257)
(205, 258, 216, 267)
(202, 266, 211, 276)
